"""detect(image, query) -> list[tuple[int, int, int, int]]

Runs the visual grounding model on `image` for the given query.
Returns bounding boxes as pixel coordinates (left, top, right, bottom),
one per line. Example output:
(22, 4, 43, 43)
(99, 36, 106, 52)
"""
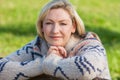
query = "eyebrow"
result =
(45, 19, 70, 22)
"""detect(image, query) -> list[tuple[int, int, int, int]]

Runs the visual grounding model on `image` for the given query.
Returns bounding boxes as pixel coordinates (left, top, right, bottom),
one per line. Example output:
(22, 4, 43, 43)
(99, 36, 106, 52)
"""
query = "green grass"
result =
(0, 0, 120, 79)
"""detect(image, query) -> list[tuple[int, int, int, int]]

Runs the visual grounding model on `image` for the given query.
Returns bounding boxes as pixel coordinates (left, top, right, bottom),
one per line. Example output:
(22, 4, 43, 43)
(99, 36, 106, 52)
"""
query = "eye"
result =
(45, 22, 52, 25)
(60, 23, 67, 25)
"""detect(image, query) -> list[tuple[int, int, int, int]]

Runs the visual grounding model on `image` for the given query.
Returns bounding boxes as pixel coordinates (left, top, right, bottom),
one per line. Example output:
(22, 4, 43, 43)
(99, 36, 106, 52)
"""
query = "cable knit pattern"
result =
(0, 33, 111, 80)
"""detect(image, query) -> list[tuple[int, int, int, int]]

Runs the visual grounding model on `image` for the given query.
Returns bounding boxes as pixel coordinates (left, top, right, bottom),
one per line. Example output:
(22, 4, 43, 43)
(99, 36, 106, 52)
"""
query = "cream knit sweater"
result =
(0, 33, 111, 80)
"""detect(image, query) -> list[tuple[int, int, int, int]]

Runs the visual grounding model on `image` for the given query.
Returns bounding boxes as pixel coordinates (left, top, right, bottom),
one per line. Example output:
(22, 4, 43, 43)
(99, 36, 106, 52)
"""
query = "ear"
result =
(71, 22, 76, 33)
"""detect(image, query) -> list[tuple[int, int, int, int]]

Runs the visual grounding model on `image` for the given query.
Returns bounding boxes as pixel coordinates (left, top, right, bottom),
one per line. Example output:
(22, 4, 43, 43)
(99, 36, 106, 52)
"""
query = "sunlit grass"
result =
(0, 0, 120, 79)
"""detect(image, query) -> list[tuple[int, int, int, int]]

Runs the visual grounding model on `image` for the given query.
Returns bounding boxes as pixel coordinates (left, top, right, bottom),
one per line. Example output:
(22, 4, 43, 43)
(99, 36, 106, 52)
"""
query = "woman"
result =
(0, 0, 111, 80)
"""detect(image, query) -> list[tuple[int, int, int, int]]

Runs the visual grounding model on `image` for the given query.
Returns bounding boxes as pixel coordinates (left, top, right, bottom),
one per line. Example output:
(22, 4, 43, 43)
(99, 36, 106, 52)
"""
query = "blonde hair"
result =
(36, 0, 86, 39)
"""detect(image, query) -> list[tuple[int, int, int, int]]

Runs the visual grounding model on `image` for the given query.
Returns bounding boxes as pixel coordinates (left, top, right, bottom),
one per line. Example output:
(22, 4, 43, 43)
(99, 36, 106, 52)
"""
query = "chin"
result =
(50, 43, 64, 47)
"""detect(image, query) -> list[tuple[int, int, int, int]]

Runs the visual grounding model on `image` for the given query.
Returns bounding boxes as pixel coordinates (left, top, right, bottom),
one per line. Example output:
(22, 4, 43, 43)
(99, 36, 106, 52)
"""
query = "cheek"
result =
(64, 27, 74, 34)
(42, 26, 50, 35)
(63, 29, 72, 38)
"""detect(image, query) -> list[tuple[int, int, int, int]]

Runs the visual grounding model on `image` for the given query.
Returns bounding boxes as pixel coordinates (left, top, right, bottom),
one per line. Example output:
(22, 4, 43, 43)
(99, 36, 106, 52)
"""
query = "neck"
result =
(65, 34, 80, 53)
(46, 34, 80, 54)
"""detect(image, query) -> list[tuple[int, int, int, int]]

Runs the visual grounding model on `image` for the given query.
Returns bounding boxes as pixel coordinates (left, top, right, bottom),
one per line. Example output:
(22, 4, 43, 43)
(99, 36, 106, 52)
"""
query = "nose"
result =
(52, 24, 60, 34)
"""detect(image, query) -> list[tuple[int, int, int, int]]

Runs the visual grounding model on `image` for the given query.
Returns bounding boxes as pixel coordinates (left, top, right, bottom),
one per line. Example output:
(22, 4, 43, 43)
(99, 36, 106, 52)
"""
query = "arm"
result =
(0, 57, 43, 80)
(6, 36, 41, 62)
(42, 39, 108, 80)
(0, 36, 43, 80)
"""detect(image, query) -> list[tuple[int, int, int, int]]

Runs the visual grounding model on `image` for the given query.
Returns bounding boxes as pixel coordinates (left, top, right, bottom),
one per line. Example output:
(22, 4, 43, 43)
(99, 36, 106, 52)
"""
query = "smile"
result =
(50, 36, 62, 40)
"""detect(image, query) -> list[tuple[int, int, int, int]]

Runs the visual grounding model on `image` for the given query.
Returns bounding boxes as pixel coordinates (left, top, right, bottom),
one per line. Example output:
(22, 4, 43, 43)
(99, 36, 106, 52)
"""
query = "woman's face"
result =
(42, 8, 76, 47)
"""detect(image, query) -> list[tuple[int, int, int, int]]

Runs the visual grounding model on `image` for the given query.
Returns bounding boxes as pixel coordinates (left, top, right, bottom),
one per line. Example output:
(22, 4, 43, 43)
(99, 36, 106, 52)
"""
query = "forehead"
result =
(45, 8, 71, 20)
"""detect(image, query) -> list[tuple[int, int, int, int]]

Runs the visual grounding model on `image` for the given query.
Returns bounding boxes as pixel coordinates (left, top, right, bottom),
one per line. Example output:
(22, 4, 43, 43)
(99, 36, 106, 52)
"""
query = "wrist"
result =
(42, 53, 62, 75)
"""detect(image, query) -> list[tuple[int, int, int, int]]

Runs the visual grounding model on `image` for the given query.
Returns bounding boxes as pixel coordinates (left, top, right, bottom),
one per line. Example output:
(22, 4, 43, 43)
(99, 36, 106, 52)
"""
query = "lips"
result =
(50, 36, 62, 40)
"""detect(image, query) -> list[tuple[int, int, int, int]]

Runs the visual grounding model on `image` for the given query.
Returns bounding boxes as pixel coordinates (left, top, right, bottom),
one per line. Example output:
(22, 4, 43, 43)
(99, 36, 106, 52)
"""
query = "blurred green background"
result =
(0, 0, 120, 79)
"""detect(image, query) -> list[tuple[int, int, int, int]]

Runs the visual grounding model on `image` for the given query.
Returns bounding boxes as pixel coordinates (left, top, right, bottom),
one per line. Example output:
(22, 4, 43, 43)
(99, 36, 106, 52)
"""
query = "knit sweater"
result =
(0, 32, 111, 80)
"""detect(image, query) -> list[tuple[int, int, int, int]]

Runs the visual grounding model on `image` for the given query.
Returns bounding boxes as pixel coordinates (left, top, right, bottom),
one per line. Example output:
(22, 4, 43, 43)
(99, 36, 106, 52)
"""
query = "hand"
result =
(57, 46, 67, 58)
(47, 46, 67, 58)
(47, 46, 59, 56)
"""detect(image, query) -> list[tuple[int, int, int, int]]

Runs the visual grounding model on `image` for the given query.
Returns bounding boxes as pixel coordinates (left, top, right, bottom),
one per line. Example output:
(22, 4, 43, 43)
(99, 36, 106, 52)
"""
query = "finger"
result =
(58, 47, 67, 58)
(47, 46, 63, 57)
(47, 46, 58, 55)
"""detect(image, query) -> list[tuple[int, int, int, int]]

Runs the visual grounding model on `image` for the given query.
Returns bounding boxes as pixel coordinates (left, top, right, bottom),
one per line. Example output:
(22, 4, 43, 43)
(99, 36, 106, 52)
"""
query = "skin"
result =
(42, 8, 76, 57)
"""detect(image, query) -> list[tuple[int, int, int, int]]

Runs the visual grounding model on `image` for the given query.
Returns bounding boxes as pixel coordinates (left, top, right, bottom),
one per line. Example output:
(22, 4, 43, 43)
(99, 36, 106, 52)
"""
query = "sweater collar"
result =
(36, 34, 81, 55)
(65, 34, 80, 53)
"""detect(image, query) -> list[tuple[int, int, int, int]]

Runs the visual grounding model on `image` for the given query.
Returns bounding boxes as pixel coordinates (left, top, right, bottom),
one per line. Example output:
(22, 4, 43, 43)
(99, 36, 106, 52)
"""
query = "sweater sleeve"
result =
(0, 37, 44, 80)
(42, 39, 109, 80)
(5, 36, 42, 62)
(0, 57, 43, 80)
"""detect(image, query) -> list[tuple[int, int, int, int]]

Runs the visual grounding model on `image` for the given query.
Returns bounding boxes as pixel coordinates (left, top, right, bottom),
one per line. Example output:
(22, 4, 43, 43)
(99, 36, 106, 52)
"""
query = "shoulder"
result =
(17, 36, 46, 54)
(70, 32, 102, 47)
(33, 36, 49, 55)
(32, 36, 46, 46)
(78, 32, 102, 45)
(72, 32, 105, 55)
(65, 32, 102, 53)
